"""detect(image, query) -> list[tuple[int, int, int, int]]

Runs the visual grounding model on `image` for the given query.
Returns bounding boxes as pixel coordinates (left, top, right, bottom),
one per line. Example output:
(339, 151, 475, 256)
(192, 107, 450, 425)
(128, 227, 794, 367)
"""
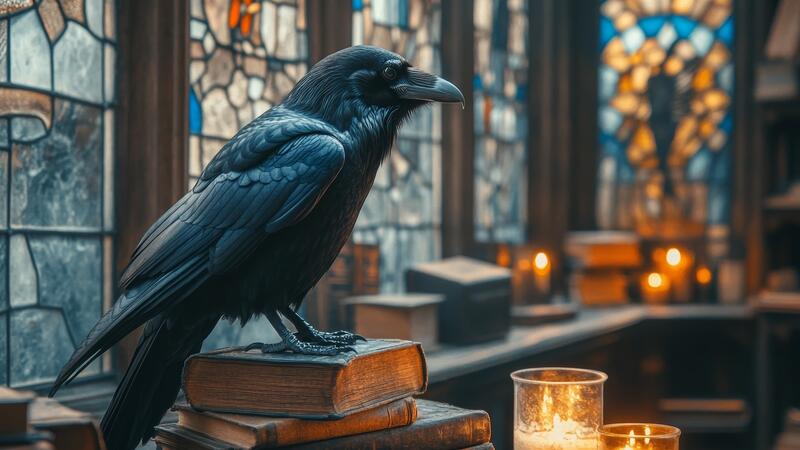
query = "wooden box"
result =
(347, 294, 444, 350)
(406, 257, 511, 345)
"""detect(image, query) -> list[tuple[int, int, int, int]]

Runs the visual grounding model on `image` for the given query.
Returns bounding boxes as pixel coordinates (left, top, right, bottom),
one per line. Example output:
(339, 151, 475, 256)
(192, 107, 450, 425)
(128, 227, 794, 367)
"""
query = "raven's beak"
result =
(394, 68, 465, 108)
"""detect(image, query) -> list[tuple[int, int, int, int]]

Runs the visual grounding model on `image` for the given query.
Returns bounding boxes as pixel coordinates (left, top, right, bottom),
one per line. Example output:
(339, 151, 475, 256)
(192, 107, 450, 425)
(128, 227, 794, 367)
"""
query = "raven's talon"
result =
(295, 330, 365, 345)
(244, 342, 287, 353)
(284, 335, 353, 355)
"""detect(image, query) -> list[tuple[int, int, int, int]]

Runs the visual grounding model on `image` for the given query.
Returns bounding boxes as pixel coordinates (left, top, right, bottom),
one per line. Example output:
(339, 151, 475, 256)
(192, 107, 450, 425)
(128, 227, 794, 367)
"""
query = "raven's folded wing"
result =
(50, 130, 345, 394)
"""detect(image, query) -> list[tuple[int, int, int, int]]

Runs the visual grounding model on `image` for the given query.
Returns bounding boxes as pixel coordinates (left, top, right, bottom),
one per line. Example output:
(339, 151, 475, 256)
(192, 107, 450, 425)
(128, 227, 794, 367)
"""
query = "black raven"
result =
(48, 45, 463, 450)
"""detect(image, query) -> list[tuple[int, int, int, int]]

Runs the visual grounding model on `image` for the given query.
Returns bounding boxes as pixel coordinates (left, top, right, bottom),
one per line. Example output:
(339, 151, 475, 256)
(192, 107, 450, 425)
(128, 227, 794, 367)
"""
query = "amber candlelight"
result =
(641, 272, 670, 304)
(599, 423, 680, 450)
(511, 368, 607, 450)
(532, 251, 551, 295)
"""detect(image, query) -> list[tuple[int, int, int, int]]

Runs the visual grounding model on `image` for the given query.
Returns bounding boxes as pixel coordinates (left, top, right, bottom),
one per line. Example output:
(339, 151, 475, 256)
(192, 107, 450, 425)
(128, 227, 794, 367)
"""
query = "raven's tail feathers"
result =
(100, 314, 219, 450)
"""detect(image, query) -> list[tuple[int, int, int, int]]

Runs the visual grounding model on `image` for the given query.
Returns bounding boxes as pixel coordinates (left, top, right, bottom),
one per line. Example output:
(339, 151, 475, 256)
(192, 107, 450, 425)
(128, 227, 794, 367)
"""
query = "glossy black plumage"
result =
(48, 45, 463, 450)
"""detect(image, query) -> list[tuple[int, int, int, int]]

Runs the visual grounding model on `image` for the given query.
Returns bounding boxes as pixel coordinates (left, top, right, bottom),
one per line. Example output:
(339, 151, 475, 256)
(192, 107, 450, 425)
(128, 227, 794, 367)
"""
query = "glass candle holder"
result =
(599, 423, 681, 450)
(511, 367, 607, 450)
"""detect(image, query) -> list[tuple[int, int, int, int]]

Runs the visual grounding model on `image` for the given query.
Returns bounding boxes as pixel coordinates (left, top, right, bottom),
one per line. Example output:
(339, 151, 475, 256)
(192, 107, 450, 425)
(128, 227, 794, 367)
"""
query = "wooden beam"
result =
(441, 0, 475, 257)
(307, 0, 353, 64)
(114, 0, 189, 371)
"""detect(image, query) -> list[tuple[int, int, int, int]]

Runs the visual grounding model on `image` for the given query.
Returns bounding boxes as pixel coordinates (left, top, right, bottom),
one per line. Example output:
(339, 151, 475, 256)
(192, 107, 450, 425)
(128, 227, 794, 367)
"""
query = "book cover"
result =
(183, 339, 427, 418)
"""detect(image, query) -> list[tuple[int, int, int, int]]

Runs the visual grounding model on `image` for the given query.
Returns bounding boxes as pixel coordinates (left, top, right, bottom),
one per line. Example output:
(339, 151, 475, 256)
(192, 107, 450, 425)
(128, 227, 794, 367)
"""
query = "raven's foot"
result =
(295, 329, 366, 346)
(244, 334, 354, 356)
(280, 306, 365, 346)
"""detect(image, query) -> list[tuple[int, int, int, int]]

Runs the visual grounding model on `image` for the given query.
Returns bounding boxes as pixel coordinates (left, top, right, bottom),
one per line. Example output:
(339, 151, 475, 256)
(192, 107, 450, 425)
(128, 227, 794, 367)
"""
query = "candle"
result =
(511, 368, 607, 450)
(641, 272, 670, 303)
(599, 423, 680, 450)
(654, 247, 693, 302)
(533, 251, 551, 295)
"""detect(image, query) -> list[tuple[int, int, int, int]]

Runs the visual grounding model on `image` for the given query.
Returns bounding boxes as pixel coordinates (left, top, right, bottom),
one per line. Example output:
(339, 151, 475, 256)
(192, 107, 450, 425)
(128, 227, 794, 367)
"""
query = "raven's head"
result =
(283, 45, 464, 130)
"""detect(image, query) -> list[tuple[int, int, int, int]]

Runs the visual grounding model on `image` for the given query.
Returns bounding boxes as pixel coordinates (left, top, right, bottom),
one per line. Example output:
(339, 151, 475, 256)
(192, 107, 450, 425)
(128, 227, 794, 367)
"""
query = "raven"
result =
(48, 46, 463, 450)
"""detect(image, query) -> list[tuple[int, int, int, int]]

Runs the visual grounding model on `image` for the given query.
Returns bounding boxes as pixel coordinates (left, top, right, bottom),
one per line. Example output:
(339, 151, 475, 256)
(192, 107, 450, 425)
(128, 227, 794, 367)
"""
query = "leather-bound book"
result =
(0, 386, 34, 434)
(183, 339, 427, 418)
(283, 400, 491, 449)
(29, 398, 106, 450)
(155, 399, 491, 450)
(173, 397, 416, 448)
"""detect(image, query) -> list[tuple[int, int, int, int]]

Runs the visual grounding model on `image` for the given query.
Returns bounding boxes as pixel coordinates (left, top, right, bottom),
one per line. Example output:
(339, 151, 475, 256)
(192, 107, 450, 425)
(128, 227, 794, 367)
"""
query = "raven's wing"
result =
(50, 118, 345, 394)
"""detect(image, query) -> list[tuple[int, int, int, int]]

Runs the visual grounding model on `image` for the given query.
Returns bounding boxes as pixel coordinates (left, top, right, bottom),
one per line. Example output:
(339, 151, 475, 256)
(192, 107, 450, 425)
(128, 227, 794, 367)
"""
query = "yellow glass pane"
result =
(675, 40, 696, 60)
(631, 65, 650, 92)
(664, 56, 684, 75)
(604, 38, 631, 72)
(602, 0, 626, 18)
(615, 11, 637, 30)
(672, 0, 694, 15)
(633, 124, 656, 151)
(642, 39, 667, 67)
(674, 117, 697, 147)
(703, 89, 729, 110)
(699, 119, 715, 138)
(704, 43, 729, 69)
(708, 129, 727, 150)
(612, 93, 640, 114)
(703, 4, 730, 28)
(636, 101, 652, 120)
(692, 67, 713, 91)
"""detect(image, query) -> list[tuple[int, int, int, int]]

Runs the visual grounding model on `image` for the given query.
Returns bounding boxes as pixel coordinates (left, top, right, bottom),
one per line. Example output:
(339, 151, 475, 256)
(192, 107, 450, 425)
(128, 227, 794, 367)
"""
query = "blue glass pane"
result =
(717, 16, 734, 47)
(189, 88, 202, 135)
(599, 16, 616, 48)
(353, 0, 363, 11)
(672, 16, 697, 39)
(639, 16, 665, 38)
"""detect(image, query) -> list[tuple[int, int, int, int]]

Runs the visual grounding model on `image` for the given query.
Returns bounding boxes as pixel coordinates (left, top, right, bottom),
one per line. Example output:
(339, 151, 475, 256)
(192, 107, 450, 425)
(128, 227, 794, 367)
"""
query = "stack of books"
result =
(565, 231, 642, 306)
(156, 339, 493, 449)
(0, 387, 104, 450)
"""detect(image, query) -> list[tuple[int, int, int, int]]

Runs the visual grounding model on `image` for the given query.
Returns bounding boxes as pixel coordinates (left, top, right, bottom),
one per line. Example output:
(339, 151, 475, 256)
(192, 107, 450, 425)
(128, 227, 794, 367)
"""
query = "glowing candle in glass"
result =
(533, 251, 551, 295)
(511, 368, 607, 450)
(599, 423, 680, 450)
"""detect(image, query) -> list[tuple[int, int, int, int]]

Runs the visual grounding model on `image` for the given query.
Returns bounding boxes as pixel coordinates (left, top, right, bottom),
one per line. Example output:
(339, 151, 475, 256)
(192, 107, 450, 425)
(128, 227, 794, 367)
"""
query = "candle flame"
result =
(534, 252, 550, 271)
(647, 272, 664, 288)
(629, 430, 636, 446)
(645, 424, 651, 445)
(666, 248, 682, 267)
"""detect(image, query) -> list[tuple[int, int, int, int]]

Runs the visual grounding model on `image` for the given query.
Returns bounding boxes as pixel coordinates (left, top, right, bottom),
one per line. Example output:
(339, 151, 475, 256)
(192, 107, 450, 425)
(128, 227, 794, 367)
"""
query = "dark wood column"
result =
(307, 0, 353, 64)
(114, 0, 189, 370)
(441, 0, 475, 257)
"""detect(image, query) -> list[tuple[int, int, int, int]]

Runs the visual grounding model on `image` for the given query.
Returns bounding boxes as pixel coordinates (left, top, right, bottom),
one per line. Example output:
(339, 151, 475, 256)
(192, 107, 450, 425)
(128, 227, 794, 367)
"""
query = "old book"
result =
(155, 399, 490, 450)
(174, 397, 415, 448)
(347, 294, 444, 350)
(283, 399, 491, 449)
(183, 339, 427, 418)
(565, 231, 642, 269)
(29, 398, 105, 450)
(0, 386, 35, 434)
(406, 257, 511, 345)
(569, 271, 629, 305)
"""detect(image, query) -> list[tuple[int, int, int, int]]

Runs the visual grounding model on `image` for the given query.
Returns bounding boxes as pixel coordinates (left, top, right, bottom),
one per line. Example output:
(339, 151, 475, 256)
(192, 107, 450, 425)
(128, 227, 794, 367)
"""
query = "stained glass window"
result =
(188, 0, 309, 186)
(596, 0, 734, 233)
(351, 0, 443, 293)
(189, 0, 308, 350)
(473, 0, 528, 244)
(0, 0, 116, 386)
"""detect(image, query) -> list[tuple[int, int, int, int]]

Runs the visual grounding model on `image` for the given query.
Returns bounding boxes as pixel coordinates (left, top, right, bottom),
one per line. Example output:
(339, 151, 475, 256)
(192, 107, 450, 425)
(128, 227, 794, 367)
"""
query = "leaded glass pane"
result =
(473, 0, 529, 244)
(188, 0, 309, 187)
(351, 0, 443, 293)
(189, 0, 309, 351)
(596, 0, 734, 233)
(0, 0, 115, 387)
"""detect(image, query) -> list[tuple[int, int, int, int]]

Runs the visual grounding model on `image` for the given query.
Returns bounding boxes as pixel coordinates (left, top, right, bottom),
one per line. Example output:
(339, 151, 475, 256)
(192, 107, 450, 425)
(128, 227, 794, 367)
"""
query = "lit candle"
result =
(599, 423, 680, 450)
(657, 247, 693, 302)
(533, 251, 551, 296)
(511, 368, 607, 450)
(641, 272, 670, 304)
(695, 265, 713, 301)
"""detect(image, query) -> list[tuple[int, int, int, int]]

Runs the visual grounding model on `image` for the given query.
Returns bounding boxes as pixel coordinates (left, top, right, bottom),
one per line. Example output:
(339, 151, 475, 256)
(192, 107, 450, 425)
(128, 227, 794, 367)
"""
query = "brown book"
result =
(347, 294, 444, 350)
(155, 400, 491, 450)
(173, 397, 416, 448)
(29, 398, 105, 450)
(0, 386, 35, 434)
(183, 339, 427, 418)
(565, 231, 642, 269)
(569, 271, 629, 305)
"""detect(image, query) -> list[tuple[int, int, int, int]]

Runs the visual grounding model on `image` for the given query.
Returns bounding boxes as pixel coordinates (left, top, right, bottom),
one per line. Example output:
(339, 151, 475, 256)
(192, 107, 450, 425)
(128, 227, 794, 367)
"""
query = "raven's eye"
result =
(382, 66, 398, 81)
